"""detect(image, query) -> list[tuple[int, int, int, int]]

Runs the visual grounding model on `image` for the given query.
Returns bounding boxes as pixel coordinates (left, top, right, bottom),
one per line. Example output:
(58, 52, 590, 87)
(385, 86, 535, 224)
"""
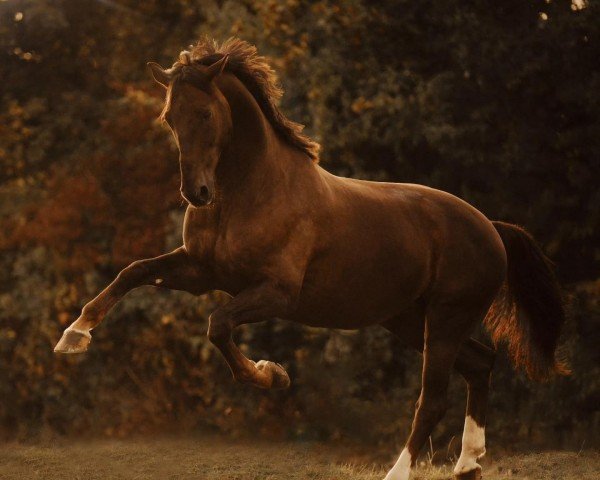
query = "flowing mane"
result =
(165, 37, 320, 162)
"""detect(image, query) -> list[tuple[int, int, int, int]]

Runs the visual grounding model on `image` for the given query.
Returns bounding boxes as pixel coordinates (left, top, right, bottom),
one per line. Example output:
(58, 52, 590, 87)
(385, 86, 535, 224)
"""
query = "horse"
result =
(54, 38, 567, 480)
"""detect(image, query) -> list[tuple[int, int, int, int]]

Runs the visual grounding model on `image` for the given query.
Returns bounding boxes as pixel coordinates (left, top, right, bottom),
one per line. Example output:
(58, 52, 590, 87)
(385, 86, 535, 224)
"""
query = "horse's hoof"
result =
(255, 360, 291, 389)
(54, 327, 91, 354)
(455, 467, 482, 480)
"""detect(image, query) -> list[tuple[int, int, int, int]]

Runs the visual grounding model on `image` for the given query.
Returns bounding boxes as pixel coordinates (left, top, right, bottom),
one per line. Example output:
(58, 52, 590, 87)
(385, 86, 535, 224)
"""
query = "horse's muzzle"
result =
(181, 186, 213, 207)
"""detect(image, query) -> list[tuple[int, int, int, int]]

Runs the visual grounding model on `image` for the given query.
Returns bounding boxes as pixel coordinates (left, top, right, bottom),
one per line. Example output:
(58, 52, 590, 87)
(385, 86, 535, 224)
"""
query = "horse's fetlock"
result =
(81, 305, 99, 319)
(474, 446, 486, 458)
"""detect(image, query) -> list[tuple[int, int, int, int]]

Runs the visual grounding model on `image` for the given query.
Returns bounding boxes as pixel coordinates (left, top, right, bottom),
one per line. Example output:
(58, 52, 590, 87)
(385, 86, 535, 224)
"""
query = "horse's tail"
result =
(484, 221, 569, 382)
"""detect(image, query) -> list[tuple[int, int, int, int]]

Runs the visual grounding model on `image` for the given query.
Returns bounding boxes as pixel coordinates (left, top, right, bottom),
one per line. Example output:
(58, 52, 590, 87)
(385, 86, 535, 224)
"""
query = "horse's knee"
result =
(117, 259, 149, 283)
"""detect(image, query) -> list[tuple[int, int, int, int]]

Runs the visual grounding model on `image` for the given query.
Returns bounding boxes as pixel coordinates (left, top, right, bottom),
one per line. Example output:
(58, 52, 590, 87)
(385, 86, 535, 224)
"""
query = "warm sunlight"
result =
(0, 2, 597, 480)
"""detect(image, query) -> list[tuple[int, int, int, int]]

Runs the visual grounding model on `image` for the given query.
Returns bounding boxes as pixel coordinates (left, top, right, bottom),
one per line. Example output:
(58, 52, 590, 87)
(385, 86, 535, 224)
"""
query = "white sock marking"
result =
(65, 325, 92, 338)
(384, 448, 411, 480)
(454, 415, 486, 475)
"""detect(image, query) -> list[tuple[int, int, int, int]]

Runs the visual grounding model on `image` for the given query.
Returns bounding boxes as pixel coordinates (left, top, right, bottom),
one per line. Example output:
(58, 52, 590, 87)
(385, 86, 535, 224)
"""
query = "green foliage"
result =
(0, 0, 598, 449)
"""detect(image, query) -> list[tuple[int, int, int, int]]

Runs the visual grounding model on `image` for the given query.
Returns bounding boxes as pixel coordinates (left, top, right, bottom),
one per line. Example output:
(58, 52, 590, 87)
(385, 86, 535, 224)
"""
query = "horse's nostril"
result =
(199, 185, 209, 200)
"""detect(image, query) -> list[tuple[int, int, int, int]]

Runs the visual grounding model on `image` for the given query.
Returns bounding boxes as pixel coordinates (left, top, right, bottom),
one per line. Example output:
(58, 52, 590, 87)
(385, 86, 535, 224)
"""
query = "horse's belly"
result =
(290, 248, 429, 329)
(291, 285, 413, 329)
(289, 299, 399, 329)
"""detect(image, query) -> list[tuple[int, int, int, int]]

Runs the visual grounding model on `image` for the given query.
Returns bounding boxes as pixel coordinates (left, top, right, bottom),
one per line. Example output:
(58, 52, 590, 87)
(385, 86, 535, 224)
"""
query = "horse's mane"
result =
(167, 37, 320, 162)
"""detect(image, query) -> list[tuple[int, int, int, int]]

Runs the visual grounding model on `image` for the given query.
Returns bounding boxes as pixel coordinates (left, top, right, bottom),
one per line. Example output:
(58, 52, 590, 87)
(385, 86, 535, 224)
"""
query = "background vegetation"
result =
(0, 0, 598, 456)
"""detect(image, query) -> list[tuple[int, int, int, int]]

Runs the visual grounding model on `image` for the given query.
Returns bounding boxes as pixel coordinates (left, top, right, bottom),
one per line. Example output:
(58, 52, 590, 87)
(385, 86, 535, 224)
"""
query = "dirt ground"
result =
(0, 436, 598, 480)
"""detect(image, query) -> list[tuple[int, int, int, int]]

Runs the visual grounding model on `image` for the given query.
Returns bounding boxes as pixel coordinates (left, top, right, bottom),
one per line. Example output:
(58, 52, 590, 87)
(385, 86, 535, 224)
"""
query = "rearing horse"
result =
(55, 38, 567, 480)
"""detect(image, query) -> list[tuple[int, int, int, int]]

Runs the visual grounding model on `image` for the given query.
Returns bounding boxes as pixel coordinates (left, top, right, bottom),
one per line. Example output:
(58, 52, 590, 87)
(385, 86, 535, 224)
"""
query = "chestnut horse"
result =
(55, 38, 566, 480)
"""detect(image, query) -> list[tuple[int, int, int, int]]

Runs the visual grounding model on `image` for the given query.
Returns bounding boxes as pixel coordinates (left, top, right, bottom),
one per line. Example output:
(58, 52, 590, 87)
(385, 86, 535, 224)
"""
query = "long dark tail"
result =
(485, 221, 569, 381)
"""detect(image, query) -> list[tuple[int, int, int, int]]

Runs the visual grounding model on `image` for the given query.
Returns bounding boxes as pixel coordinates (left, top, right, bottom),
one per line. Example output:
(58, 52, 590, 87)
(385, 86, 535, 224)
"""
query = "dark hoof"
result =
(255, 360, 291, 389)
(54, 327, 91, 354)
(455, 467, 482, 480)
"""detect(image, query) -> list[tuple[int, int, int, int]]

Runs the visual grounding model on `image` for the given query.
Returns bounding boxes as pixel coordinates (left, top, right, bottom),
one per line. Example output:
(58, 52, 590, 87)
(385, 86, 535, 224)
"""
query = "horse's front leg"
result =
(54, 247, 210, 354)
(207, 285, 292, 390)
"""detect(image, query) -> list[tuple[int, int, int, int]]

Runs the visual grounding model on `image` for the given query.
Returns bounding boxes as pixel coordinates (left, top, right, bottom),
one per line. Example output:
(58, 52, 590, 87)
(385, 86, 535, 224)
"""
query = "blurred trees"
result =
(0, 0, 598, 449)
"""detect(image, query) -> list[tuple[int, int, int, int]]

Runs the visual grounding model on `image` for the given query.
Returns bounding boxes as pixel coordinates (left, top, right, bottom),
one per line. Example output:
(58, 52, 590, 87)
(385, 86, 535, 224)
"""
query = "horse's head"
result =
(148, 54, 232, 207)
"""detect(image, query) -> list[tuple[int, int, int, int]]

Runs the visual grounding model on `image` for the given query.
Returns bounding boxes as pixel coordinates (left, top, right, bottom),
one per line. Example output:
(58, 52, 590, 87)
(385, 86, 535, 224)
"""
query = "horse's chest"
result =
(182, 207, 219, 261)
(183, 218, 262, 288)
(211, 228, 273, 284)
(183, 205, 310, 291)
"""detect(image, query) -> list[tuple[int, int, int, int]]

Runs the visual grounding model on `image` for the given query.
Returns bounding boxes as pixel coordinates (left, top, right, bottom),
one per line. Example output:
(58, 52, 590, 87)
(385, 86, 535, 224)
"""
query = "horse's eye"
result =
(199, 110, 212, 120)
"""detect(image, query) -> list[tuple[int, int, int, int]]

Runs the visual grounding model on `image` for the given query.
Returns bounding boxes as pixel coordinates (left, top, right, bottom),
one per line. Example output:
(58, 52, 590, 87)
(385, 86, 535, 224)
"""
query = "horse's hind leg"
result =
(452, 339, 495, 479)
(54, 247, 209, 353)
(384, 304, 487, 480)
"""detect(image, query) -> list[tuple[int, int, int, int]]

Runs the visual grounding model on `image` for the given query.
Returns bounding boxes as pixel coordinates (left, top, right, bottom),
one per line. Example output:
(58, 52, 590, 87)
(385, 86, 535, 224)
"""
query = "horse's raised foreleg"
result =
(207, 285, 292, 390)
(54, 247, 209, 354)
(452, 339, 495, 480)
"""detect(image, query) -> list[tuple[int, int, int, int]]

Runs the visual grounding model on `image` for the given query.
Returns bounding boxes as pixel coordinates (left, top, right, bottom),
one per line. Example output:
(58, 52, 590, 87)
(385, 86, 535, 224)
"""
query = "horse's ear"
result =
(147, 62, 170, 88)
(205, 55, 229, 81)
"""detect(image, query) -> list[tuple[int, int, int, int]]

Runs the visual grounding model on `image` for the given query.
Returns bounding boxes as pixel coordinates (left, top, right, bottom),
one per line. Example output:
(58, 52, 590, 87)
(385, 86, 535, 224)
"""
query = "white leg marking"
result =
(384, 448, 412, 480)
(454, 415, 485, 475)
(64, 324, 92, 338)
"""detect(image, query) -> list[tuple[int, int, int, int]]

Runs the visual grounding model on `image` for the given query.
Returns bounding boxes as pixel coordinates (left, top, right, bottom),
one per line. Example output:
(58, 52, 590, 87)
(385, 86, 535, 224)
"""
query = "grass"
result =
(0, 436, 598, 479)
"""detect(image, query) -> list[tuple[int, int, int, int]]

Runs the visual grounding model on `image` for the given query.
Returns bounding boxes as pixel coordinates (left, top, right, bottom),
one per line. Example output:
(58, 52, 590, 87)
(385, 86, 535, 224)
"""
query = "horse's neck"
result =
(215, 75, 308, 202)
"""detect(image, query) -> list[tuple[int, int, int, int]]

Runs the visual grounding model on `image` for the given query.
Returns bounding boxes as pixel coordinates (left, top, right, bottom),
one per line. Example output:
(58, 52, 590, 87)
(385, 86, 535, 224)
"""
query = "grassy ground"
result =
(0, 436, 597, 480)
